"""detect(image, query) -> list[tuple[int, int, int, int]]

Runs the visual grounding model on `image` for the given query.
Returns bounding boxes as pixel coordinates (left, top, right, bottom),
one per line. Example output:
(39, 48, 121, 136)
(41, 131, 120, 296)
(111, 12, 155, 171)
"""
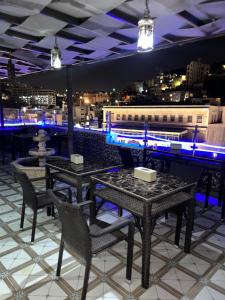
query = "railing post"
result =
(66, 65, 74, 155)
(0, 83, 4, 128)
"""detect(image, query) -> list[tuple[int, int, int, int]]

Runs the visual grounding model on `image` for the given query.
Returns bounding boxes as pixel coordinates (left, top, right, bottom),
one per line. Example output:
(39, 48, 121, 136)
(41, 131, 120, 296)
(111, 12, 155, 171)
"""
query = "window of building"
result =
(111, 113, 114, 121)
(178, 115, 183, 122)
(116, 114, 120, 121)
(134, 115, 139, 121)
(141, 115, 145, 121)
(154, 115, 159, 121)
(187, 115, 192, 123)
(128, 114, 132, 121)
(148, 115, 152, 121)
(170, 115, 175, 122)
(197, 115, 203, 123)
(162, 115, 167, 122)
(122, 114, 126, 121)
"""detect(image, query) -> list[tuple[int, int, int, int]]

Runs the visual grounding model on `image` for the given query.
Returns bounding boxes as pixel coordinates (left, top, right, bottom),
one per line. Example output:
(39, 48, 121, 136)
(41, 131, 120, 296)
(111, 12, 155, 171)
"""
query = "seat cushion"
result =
(37, 193, 53, 208)
(90, 224, 125, 254)
(52, 172, 89, 187)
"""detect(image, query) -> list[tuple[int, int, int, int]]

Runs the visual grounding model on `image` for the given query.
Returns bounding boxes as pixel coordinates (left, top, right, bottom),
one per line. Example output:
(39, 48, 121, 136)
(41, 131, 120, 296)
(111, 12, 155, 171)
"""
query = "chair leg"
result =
(174, 208, 183, 247)
(31, 211, 37, 243)
(165, 211, 169, 220)
(126, 223, 134, 281)
(81, 259, 91, 300)
(184, 198, 195, 253)
(118, 207, 123, 217)
(51, 204, 55, 218)
(20, 201, 26, 230)
(56, 237, 64, 278)
(205, 172, 212, 209)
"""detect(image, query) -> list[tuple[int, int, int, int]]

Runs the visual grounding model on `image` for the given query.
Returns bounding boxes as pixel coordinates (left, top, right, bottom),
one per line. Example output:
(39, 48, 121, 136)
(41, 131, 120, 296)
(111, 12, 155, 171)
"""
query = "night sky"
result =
(19, 35, 225, 92)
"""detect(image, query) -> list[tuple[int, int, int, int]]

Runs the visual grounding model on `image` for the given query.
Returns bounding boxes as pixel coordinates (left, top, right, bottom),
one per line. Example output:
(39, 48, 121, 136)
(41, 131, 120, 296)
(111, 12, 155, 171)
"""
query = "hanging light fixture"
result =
(51, 37, 61, 69)
(137, 0, 154, 53)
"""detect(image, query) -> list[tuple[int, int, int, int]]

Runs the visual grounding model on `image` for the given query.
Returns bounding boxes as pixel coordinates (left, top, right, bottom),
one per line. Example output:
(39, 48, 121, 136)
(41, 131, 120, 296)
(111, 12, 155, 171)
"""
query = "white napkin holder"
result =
(134, 167, 156, 182)
(70, 154, 84, 164)
(170, 143, 182, 150)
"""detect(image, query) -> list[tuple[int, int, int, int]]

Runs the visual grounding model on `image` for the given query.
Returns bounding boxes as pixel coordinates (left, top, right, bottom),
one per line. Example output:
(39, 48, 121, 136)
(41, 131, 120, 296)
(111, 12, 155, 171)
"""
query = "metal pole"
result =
(66, 65, 74, 155)
(0, 83, 4, 128)
(143, 122, 148, 166)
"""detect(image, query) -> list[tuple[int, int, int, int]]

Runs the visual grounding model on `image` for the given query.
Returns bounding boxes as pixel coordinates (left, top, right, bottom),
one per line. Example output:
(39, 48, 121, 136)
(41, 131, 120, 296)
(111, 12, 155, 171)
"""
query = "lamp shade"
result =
(137, 17, 154, 53)
(51, 46, 61, 69)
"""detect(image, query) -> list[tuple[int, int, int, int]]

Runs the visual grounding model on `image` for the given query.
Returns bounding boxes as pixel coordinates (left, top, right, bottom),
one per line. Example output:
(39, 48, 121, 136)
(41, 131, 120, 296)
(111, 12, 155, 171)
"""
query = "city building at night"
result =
(103, 104, 225, 145)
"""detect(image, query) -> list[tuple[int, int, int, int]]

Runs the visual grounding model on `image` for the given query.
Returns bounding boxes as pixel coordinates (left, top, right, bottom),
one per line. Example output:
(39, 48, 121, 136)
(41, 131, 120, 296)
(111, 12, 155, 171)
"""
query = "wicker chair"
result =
(14, 169, 72, 243)
(48, 190, 134, 300)
(118, 146, 139, 168)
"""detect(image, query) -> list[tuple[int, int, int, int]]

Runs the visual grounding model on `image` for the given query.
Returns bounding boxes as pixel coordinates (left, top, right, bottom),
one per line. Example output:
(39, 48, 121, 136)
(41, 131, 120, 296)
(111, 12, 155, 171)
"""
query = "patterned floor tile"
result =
(0, 167, 225, 300)
(112, 268, 141, 292)
(194, 286, 225, 300)
(210, 269, 225, 290)
(134, 255, 166, 275)
(207, 234, 225, 249)
(178, 254, 211, 276)
(139, 284, 178, 299)
(161, 268, 196, 294)
(152, 241, 181, 259)
(193, 243, 222, 261)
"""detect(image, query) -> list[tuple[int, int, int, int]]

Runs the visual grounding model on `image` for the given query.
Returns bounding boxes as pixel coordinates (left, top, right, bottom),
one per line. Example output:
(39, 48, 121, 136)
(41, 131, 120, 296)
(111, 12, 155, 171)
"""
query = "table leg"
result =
(142, 215, 152, 289)
(218, 169, 225, 208)
(76, 177, 83, 203)
(184, 198, 195, 253)
(221, 200, 225, 222)
(89, 181, 96, 225)
(12, 136, 16, 160)
(45, 166, 52, 190)
(205, 172, 212, 209)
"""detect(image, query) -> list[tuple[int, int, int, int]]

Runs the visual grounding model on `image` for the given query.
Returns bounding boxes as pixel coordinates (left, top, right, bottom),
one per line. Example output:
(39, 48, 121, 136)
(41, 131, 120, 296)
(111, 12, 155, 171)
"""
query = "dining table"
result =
(90, 169, 196, 289)
(45, 156, 123, 203)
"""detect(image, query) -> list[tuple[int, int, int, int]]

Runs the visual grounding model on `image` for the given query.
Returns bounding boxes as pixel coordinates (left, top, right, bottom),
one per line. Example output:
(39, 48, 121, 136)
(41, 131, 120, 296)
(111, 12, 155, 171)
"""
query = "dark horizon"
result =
(18, 35, 225, 92)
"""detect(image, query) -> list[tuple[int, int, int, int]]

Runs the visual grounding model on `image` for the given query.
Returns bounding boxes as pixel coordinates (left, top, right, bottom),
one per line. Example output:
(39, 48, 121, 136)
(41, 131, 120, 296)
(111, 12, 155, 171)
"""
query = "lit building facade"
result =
(14, 87, 56, 106)
(74, 105, 95, 123)
(103, 105, 225, 145)
(186, 60, 210, 87)
(80, 92, 108, 105)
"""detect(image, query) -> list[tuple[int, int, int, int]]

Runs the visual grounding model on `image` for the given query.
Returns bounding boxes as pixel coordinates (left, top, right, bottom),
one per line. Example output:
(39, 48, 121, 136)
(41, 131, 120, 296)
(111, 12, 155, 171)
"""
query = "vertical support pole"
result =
(143, 122, 148, 167)
(0, 84, 4, 128)
(66, 65, 74, 155)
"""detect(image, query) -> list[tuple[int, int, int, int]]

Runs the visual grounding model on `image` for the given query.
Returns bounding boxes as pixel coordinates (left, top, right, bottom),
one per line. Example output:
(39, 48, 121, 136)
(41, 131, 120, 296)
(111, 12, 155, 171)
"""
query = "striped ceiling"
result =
(0, 0, 225, 78)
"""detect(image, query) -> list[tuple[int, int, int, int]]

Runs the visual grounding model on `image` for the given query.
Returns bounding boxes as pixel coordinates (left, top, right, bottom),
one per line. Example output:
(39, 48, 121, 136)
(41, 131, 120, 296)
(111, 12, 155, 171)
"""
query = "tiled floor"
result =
(0, 168, 225, 300)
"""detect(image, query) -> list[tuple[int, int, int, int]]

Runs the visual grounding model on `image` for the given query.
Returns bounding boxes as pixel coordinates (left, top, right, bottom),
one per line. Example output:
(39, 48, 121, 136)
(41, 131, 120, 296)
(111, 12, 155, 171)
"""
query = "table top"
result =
(91, 169, 195, 202)
(46, 157, 122, 177)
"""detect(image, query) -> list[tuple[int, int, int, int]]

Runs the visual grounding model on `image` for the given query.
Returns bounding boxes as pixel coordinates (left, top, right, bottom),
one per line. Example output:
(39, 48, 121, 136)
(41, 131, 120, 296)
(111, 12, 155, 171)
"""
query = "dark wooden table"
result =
(45, 157, 122, 203)
(90, 169, 195, 289)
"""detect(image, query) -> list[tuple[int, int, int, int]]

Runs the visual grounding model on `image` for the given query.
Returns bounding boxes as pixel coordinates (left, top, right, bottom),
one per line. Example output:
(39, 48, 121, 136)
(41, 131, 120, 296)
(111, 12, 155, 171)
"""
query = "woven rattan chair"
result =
(118, 146, 139, 168)
(14, 169, 72, 243)
(48, 190, 134, 300)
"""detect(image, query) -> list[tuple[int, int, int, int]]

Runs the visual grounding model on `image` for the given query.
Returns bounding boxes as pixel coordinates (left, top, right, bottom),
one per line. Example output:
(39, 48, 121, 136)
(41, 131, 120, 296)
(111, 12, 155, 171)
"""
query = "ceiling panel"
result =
(0, 0, 224, 78)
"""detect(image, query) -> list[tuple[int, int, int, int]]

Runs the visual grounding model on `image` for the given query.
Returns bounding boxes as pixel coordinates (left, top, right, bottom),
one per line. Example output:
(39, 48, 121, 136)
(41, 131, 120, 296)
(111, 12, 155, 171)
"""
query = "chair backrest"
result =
(13, 169, 37, 210)
(165, 160, 203, 182)
(118, 146, 134, 168)
(48, 190, 92, 262)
